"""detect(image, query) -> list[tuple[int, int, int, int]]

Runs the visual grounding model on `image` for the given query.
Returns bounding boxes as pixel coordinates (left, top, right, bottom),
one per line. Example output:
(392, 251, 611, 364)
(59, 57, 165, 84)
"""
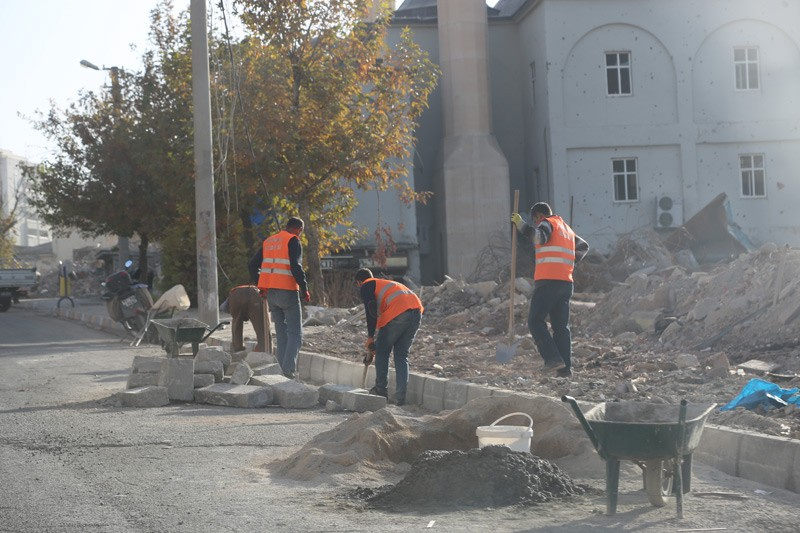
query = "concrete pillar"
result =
(437, 0, 510, 279)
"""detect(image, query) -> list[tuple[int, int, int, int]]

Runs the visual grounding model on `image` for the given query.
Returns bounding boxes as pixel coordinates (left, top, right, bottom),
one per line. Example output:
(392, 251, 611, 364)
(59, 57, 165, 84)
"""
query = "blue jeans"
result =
(374, 309, 421, 401)
(266, 289, 302, 375)
(527, 280, 573, 370)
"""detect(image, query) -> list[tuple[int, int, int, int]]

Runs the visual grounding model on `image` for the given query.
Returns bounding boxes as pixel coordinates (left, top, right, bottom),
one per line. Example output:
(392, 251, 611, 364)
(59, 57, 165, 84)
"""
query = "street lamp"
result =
(79, 58, 128, 267)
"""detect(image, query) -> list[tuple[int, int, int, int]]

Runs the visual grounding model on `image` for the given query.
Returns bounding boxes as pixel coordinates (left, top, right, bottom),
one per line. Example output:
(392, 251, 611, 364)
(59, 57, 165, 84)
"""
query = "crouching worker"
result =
(225, 285, 271, 353)
(355, 268, 423, 406)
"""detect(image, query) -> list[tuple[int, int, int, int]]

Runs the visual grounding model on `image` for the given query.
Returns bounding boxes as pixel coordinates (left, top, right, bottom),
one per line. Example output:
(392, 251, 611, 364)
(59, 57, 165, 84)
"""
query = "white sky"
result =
(0, 1, 479, 163)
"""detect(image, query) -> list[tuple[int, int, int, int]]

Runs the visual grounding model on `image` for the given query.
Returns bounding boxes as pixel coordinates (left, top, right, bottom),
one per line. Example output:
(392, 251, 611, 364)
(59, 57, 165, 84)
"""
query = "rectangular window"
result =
(606, 52, 631, 96)
(740, 154, 766, 197)
(612, 158, 638, 201)
(734, 47, 759, 90)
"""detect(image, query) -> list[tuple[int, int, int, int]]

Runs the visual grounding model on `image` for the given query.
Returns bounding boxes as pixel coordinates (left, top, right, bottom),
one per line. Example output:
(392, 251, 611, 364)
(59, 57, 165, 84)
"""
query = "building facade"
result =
(390, 0, 800, 281)
(0, 149, 51, 248)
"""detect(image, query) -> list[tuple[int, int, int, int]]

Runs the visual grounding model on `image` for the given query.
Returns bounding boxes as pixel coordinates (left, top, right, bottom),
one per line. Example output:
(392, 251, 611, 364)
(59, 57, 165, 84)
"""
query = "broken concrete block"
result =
(230, 361, 253, 385)
(249, 374, 290, 387)
(194, 374, 215, 388)
(688, 297, 717, 321)
(675, 353, 700, 369)
(127, 372, 159, 389)
(194, 383, 272, 408)
(194, 345, 231, 369)
(737, 359, 779, 375)
(342, 390, 386, 412)
(470, 280, 497, 299)
(707, 352, 730, 371)
(441, 310, 470, 327)
(132, 355, 164, 374)
(245, 351, 277, 367)
(119, 386, 170, 408)
(158, 358, 195, 401)
(514, 277, 533, 297)
(271, 380, 318, 409)
(194, 360, 224, 382)
(318, 383, 362, 405)
(325, 400, 344, 412)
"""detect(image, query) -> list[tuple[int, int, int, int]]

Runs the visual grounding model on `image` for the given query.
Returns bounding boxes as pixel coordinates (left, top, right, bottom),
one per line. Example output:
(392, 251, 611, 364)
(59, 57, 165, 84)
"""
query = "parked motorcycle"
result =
(102, 260, 156, 342)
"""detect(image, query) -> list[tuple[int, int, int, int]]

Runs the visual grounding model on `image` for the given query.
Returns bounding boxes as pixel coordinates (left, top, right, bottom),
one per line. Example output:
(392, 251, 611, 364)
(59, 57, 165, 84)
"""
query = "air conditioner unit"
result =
(655, 195, 683, 229)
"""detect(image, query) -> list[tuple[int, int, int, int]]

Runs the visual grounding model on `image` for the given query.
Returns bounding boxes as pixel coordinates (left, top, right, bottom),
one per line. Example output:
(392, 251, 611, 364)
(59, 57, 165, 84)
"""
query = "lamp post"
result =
(80, 59, 129, 269)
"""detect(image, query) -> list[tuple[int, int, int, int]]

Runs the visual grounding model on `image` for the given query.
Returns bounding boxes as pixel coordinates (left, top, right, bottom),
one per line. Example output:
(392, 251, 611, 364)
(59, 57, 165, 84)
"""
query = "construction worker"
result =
(355, 268, 423, 406)
(512, 202, 589, 378)
(250, 217, 310, 379)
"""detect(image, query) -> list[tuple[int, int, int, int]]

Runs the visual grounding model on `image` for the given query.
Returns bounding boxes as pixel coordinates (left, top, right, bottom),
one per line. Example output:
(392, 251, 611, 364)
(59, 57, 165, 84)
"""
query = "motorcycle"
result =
(102, 259, 156, 342)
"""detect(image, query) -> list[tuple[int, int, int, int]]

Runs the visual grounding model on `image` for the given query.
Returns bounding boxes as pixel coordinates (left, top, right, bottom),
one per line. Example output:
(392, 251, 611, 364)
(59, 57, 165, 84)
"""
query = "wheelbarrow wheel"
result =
(644, 459, 673, 507)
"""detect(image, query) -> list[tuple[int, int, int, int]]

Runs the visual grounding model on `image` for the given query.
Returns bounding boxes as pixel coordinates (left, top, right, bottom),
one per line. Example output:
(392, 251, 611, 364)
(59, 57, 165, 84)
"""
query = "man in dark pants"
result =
(355, 268, 423, 405)
(249, 217, 310, 379)
(512, 202, 588, 378)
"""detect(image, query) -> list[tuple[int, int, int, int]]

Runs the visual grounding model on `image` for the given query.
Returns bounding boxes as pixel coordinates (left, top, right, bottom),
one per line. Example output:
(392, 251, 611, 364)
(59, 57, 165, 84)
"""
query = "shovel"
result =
(496, 190, 521, 363)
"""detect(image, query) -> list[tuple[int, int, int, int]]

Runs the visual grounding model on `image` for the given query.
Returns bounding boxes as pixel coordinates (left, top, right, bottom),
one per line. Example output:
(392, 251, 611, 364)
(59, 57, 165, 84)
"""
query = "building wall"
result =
(0, 149, 51, 247)
(533, 0, 800, 252)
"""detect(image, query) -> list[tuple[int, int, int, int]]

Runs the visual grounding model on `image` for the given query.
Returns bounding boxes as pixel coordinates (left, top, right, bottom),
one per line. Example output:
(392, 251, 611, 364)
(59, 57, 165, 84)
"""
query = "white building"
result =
(391, 0, 800, 282)
(0, 149, 51, 247)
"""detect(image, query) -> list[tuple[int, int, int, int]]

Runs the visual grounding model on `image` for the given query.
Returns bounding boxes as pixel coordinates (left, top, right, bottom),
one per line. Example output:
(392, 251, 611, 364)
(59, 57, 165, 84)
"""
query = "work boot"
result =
(555, 367, 573, 379)
(395, 397, 406, 406)
(368, 386, 388, 399)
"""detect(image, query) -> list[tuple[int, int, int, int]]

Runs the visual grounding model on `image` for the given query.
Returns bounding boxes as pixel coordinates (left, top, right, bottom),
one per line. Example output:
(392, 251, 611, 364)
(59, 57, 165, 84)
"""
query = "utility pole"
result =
(191, 0, 219, 326)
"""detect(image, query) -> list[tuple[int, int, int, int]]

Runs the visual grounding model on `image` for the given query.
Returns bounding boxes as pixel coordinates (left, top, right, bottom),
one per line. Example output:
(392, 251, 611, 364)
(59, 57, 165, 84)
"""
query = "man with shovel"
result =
(512, 202, 589, 378)
(356, 268, 423, 405)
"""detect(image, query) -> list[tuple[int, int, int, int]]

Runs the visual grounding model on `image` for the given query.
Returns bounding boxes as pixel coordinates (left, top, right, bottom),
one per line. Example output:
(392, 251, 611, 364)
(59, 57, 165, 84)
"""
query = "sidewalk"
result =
(17, 296, 800, 495)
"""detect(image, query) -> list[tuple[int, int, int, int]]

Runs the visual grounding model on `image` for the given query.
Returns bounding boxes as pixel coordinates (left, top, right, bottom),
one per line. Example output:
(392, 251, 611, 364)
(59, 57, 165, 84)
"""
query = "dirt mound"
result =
(358, 446, 587, 509)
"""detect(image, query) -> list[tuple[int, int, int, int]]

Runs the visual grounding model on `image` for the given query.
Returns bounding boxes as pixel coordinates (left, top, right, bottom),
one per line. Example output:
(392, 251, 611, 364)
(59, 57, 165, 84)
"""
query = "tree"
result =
(229, 0, 438, 302)
(0, 174, 23, 261)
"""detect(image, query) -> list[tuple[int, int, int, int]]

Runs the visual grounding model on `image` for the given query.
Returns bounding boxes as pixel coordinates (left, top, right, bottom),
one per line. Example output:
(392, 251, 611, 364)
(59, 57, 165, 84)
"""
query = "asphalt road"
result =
(2, 306, 800, 532)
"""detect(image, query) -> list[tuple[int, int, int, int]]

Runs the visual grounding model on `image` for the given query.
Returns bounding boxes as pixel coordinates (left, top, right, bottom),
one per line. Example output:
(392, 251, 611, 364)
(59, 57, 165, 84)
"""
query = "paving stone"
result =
(193, 383, 272, 408)
(443, 380, 469, 410)
(245, 351, 276, 367)
(194, 360, 224, 382)
(194, 374, 215, 388)
(342, 390, 386, 412)
(119, 386, 170, 408)
(737, 359, 779, 374)
(251, 363, 284, 376)
(271, 380, 318, 408)
(318, 384, 363, 405)
(158, 358, 195, 401)
(249, 374, 290, 388)
(421, 376, 447, 411)
(127, 372, 159, 389)
(325, 400, 344, 412)
(131, 355, 164, 374)
(195, 345, 232, 369)
(230, 361, 254, 385)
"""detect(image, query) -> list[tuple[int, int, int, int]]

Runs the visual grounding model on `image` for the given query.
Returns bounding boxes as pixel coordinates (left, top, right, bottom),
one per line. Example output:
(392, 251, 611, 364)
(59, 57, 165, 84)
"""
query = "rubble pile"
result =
(32, 265, 107, 298)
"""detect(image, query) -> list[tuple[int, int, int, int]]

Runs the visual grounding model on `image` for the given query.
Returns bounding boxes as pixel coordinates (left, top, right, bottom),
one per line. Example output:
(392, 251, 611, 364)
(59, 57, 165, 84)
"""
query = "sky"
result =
(0, 0, 413, 163)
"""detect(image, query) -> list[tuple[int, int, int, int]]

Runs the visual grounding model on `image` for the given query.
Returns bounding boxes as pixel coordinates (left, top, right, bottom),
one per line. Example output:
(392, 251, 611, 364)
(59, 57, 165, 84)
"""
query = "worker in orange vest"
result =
(355, 268, 423, 406)
(512, 202, 589, 378)
(250, 217, 310, 379)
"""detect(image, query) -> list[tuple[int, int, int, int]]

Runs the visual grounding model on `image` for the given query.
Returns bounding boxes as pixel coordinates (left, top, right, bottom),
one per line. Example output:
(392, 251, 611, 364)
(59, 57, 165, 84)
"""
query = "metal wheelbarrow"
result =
(562, 395, 716, 518)
(151, 318, 229, 358)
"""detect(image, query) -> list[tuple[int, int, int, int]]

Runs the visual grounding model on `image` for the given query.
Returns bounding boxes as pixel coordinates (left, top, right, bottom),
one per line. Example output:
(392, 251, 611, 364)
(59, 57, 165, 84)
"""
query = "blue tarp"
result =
(720, 378, 800, 411)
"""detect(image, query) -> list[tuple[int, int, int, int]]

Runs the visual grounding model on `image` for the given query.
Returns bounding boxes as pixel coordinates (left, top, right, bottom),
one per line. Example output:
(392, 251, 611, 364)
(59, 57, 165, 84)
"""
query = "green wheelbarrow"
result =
(561, 396, 715, 518)
(151, 318, 229, 358)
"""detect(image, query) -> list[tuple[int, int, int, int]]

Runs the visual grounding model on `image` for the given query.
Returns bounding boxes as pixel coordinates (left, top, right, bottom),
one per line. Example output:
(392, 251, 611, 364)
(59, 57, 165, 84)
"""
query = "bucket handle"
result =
(490, 412, 533, 429)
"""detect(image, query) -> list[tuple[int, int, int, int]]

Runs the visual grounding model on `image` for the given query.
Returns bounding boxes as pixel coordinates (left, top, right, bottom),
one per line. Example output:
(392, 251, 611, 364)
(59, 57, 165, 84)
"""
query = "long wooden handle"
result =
(508, 190, 520, 340)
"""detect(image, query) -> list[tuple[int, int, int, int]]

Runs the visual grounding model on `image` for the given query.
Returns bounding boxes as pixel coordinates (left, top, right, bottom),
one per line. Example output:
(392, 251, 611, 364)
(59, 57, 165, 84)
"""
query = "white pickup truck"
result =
(0, 267, 39, 312)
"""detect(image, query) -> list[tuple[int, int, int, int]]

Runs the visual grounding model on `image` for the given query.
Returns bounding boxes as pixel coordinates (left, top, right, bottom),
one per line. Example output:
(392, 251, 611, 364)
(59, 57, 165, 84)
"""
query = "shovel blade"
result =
(495, 341, 520, 364)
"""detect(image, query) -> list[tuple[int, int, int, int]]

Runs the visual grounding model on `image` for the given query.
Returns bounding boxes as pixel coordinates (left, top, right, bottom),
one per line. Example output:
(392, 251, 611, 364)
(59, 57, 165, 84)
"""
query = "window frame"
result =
(605, 51, 632, 97)
(611, 157, 639, 203)
(734, 46, 760, 91)
(739, 153, 767, 198)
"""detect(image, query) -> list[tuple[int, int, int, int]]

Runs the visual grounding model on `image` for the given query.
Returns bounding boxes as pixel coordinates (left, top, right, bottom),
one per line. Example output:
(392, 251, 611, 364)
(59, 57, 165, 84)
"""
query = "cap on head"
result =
(355, 268, 373, 283)
(530, 202, 553, 218)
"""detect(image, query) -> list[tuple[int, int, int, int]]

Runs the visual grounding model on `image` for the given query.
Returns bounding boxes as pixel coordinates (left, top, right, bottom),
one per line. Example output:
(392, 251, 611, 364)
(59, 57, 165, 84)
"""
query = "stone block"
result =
(194, 374, 215, 388)
(297, 351, 312, 380)
(405, 373, 425, 406)
(694, 425, 741, 477)
(194, 384, 272, 408)
(230, 361, 253, 385)
(132, 355, 164, 374)
(309, 354, 326, 383)
(443, 380, 470, 410)
(251, 363, 283, 376)
(466, 383, 493, 402)
(127, 372, 159, 389)
(245, 351, 276, 367)
(230, 350, 248, 363)
(738, 430, 798, 490)
(271, 380, 318, 409)
(194, 360, 224, 382)
(318, 384, 362, 405)
(342, 390, 387, 412)
(158, 358, 195, 401)
(119, 386, 170, 408)
(322, 357, 342, 385)
(325, 400, 344, 412)
(249, 374, 290, 388)
(737, 359, 779, 375)
(675, 353, 700, 369)
(195, 346, 232, 369)
(336, 360, 361, 388)
(421, 376, 447, 412)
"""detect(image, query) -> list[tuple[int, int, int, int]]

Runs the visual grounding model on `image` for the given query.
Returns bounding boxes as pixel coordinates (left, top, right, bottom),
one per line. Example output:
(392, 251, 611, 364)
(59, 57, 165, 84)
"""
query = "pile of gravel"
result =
(353, 446, 587, 509)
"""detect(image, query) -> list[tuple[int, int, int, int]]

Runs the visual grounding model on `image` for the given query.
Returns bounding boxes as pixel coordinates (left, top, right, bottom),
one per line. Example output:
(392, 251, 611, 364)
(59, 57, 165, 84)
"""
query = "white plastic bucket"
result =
(476, 412, 534, 453)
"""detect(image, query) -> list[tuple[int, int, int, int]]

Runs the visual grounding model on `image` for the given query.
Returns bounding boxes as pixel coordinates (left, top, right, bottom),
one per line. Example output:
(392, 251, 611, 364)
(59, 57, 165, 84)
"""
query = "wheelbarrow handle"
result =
(562, 395, 600, 452)
(200, 320, 231, 344)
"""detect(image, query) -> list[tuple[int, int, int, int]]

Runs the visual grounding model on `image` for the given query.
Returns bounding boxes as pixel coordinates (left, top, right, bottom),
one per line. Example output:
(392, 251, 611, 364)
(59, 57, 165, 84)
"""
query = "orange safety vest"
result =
(369, 278, 424, 329)
(257, 231, 300, 291)
(534, 215, 576, 282)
